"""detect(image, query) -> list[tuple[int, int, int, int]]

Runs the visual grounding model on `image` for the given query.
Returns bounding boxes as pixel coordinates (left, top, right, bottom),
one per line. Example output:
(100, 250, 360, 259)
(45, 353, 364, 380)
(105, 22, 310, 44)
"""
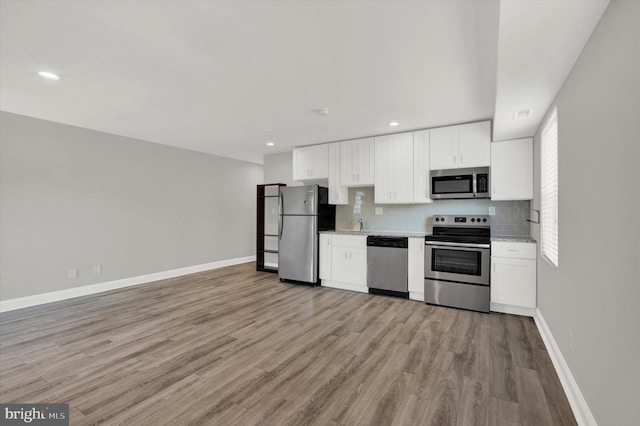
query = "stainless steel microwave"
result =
(430, 167, 490, 199)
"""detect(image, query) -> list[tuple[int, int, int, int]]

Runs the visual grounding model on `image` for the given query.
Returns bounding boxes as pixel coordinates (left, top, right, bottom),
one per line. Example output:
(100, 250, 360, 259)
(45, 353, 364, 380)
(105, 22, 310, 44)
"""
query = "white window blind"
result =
(541, 106, 559, 266)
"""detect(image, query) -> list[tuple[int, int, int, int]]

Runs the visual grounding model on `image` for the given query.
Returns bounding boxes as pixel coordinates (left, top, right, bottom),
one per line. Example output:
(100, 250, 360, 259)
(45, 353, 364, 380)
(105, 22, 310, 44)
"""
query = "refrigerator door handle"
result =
(278, 192, 284, 240)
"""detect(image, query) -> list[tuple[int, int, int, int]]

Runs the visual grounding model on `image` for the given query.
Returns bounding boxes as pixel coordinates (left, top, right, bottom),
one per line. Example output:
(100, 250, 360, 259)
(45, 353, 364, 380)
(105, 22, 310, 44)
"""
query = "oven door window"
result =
(431, 248, 482, 276)
(432, 175, 473, 195)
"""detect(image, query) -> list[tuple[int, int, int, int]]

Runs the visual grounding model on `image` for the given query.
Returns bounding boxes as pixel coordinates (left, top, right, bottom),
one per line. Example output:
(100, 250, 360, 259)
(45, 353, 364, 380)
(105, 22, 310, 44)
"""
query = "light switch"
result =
(375, 207, 383, 215)
(488, 206, 496, 216)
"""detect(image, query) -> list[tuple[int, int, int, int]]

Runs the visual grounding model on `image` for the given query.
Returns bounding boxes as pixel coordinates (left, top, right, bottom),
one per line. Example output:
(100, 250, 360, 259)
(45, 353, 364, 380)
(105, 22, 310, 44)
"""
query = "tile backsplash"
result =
(336, 187, 531, 236)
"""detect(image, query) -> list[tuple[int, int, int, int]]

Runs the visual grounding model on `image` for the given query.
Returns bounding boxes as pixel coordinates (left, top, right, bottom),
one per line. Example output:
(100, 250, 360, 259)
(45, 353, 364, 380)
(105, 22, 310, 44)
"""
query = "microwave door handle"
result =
(472, 171, 477, 197)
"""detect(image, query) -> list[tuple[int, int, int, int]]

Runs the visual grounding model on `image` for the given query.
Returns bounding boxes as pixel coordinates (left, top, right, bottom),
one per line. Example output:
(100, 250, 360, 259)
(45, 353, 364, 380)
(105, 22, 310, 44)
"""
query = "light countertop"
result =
(491, 236, 537, 243)
(320, 230, 430, 238)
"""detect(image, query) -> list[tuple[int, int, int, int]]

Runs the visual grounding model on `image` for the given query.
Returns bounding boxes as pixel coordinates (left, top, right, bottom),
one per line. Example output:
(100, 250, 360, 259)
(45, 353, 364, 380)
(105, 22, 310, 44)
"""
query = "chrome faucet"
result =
(358, 218, 364, 232)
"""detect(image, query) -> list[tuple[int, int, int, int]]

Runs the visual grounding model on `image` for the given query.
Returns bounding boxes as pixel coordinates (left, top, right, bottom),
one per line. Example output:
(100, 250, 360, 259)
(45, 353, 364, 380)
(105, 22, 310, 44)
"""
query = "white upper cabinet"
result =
(292, 144, 329, 181)
(412, 129, 432, 203)
(374, 132, 414, 203)
(340, 138, 375, 186)
(458, 121, 491, 167)
(429, 125, 459, 170)
(491, 138, 533, 200)
(430, 121, 491, 170)
(328, 142, 348, 205)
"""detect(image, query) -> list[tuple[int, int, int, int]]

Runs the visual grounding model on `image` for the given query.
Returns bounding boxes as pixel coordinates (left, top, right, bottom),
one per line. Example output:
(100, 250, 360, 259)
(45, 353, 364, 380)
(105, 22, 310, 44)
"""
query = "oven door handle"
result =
(425, 241, 490, 249)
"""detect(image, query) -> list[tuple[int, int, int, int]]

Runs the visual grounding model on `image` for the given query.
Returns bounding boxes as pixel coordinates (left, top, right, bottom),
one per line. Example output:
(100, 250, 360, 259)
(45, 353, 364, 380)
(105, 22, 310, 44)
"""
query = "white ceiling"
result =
(0, 0, 608, 164)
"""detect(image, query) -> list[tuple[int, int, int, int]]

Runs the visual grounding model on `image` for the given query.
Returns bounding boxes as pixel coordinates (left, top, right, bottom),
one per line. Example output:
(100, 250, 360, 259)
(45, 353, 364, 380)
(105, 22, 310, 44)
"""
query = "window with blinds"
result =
(541, 106, 559, 266)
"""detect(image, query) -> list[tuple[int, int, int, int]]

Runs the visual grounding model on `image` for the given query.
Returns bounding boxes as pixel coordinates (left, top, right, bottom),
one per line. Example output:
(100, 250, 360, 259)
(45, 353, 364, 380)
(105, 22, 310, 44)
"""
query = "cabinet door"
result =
(413, 130, 432, 203)
(347, 247, 367, 286)
(319, 234, 332, 280)
(491, 257, 536, 308)
(491, 138, 533, 200)
(374, 136, 393, 203)
(375, 133, 413, 203)
(308, 144, 329, 179)
(391, 133, 414, 202)
(354, 138, 375, 185)
(430, 125, 459, 170)
(408, 238, 425, 299)
(458, 121, 490, 168)
(331, 246, 350, 283)
(292, 145, 328, 180)
(328, 143, 348, 205)
(340, 140, 356, 185)
(292, 147, 310, 181)
(340, 138, 374, 186)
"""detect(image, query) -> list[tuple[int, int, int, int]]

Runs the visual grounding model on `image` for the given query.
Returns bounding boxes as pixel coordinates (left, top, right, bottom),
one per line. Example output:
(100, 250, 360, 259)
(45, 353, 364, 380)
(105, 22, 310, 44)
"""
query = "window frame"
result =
(540, 106, 559, 267)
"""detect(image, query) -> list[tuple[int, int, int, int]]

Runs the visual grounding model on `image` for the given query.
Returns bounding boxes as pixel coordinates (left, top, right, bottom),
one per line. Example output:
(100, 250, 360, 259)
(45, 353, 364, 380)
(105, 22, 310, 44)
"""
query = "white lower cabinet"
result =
(408, 238, 425, 301)
(320, 234, 367, 293)
(491, 242, 537, 316)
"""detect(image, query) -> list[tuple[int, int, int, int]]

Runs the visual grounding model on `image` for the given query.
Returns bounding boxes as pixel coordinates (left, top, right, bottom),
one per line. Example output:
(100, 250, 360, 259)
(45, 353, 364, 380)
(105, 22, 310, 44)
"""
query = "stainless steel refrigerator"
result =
(278, 185, 335, 285)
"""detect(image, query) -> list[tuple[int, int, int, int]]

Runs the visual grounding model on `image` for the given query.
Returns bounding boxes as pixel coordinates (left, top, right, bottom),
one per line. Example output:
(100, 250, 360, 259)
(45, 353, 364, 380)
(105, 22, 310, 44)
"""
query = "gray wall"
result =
(0, 112, 263, 300)
(263, 151, 302, 187)
(531, 1, 640, 424)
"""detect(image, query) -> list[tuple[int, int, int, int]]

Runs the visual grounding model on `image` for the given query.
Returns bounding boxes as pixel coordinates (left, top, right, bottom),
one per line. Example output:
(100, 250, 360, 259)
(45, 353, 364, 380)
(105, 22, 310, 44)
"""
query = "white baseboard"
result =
(490, 302, 535, 317)
(533, 308, 597, 426)
(0, 256, 255, 313)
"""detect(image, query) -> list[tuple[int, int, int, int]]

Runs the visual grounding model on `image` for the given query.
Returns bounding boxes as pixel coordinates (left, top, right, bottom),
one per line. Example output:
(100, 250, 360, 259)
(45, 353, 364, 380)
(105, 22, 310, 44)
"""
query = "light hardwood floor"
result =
(0, 262, 576, 425)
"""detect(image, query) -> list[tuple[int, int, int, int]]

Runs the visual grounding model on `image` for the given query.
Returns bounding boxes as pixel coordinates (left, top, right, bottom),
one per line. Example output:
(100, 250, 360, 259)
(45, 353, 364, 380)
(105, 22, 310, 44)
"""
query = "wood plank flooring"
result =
(0, 262, 576, 425)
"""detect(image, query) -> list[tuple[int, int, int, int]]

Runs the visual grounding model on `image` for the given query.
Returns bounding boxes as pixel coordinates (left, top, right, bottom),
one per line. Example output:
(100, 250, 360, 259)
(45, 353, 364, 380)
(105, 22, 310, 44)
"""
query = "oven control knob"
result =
(435, 217, 440, 222)
(471, 218, 475, 222)
(441, 217, 445, 222)
(483, 218, 487, 223)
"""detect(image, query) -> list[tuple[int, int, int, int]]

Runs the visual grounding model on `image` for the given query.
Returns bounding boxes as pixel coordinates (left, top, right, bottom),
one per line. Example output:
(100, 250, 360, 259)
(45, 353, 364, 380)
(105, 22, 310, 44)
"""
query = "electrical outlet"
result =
(93, 264, 101, 274)
(68, 269, 78, 279)
(375, 207, 383, 215)
(488, 206, 496, 216)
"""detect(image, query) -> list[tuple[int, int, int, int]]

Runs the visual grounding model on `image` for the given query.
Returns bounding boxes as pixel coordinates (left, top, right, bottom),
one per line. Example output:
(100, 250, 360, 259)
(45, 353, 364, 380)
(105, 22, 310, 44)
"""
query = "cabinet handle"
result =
(453, 155, 457, 164)
(394, 191, 397, 199)
(492, 185, 495, 194)
(357, 173, 360, 181)
(460, 155, 464, 164)
(352, 173, 355, 181)
(310, 169, 314, 176)
(349, 252, 352, 259)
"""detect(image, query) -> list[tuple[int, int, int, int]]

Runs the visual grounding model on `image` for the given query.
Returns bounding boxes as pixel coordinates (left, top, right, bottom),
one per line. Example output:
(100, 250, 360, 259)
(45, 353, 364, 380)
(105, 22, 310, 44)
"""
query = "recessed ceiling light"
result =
(513, 109, 532, 120)
(266, 142, 275, 147)
(389, 121, 399, 127)
(38, 71, 60, 80)
(314, 108, 330, 116)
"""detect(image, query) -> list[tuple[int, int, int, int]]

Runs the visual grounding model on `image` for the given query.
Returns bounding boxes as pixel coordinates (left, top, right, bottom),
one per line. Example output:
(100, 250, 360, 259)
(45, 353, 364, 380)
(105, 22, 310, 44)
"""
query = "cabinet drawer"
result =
(492, 242, 536, 259)
(331, 234, 366, 248)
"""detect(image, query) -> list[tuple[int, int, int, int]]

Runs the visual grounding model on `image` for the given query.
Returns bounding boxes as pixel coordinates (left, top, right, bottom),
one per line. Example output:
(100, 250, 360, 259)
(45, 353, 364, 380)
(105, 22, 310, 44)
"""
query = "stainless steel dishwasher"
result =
(366, 236, 409, 298)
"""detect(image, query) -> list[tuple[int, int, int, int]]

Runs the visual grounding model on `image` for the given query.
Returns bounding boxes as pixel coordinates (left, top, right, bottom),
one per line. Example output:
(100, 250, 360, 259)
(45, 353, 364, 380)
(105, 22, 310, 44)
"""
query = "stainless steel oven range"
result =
(424, 215, 491, 313)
